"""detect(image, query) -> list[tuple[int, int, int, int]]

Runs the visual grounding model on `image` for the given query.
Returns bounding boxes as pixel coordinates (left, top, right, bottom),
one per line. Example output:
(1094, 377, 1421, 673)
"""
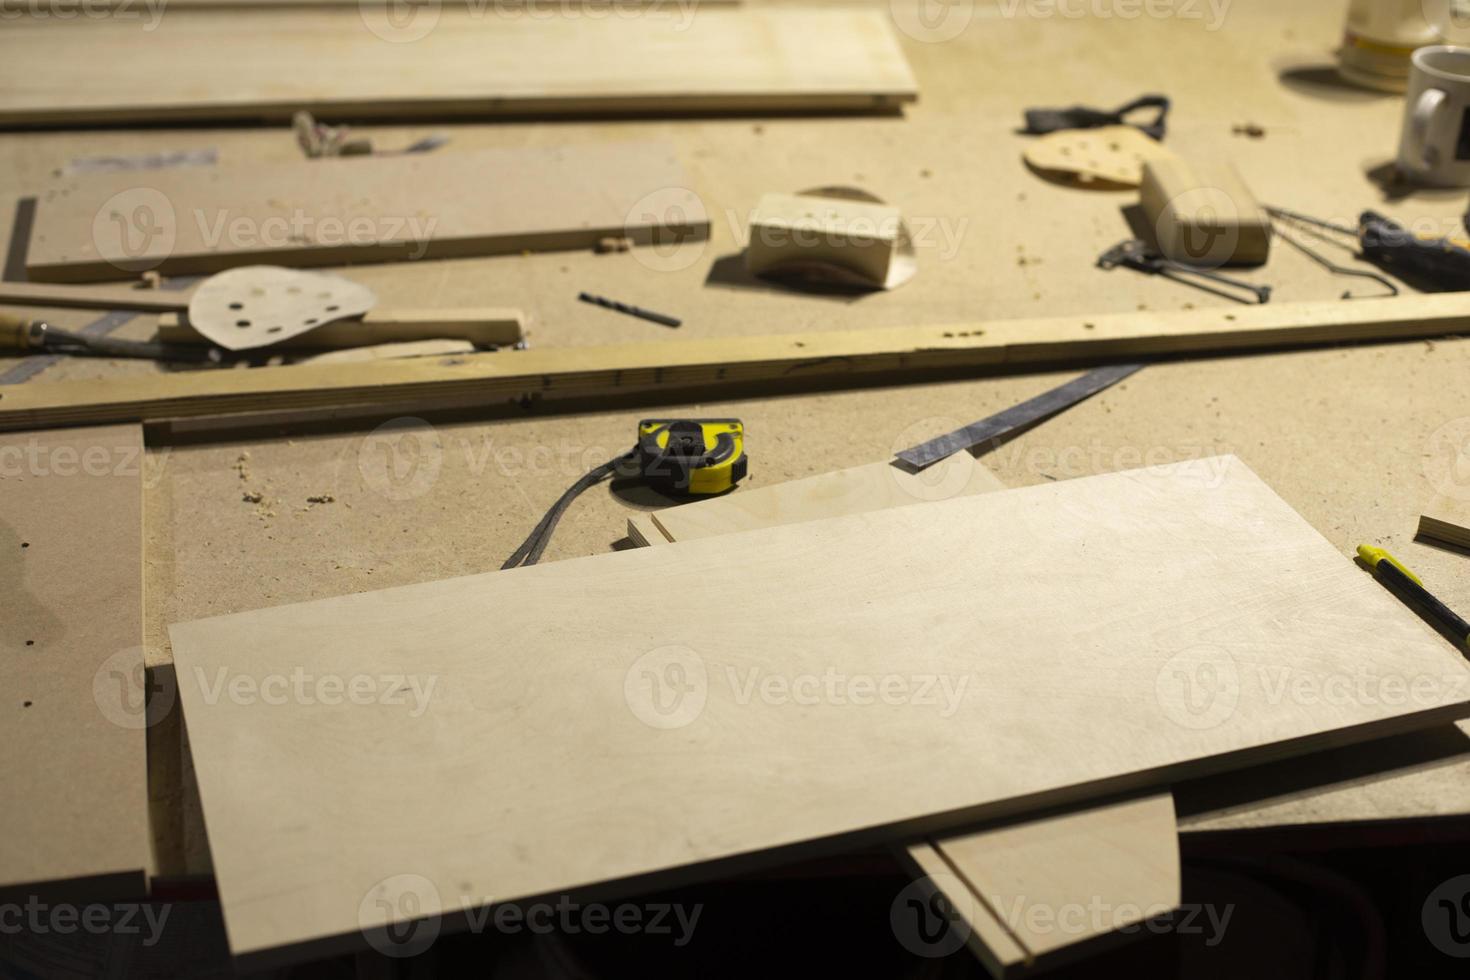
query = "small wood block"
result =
(1418, 498, 1470, 551)
(745, 192, 902, 286)
(1139, 157, 1271, 267)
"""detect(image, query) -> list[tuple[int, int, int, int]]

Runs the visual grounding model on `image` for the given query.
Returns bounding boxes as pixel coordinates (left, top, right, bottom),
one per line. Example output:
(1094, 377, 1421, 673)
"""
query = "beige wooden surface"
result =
(0, 425, 149, 901)
(26, 141, 707, 281)
(0, 8, 915, 125)
(1, 0, 1468, 883)
(169, 457, 1470, 964)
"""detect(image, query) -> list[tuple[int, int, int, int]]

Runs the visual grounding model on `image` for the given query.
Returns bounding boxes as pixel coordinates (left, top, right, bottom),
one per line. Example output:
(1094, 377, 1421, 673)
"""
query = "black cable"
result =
(501, 449, 638, 570)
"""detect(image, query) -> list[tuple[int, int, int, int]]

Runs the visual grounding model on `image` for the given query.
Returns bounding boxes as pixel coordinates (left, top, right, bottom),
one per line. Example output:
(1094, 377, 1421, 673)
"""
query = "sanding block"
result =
(1139, 157, 1271, 267)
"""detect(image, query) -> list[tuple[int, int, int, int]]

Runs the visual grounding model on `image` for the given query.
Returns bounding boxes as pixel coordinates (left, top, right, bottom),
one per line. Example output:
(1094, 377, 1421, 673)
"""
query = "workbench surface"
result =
(1, 0, 1467, 880)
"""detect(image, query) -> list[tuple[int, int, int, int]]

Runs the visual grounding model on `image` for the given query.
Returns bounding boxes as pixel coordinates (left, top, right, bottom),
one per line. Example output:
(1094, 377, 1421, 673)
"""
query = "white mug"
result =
(1398, 45, 1470, 187)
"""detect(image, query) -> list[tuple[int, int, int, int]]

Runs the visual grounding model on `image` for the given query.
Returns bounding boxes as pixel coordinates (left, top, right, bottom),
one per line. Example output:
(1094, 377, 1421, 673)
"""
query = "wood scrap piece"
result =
(642, 456, 1179, 978)
(157, 307, 525, 349)
(0, 425, 149, 901)
(0, 281, 191, 313)
(0, 9, 916, 126)
(187, 266, 376, 351)
(7, 293, 1470, 433)
(745, 188, 915, 290)
(1022, 125, 1177, 188)
(1140, 157, 1272, 267)
(299, 340, 476, 364)
(168, 457, 1470, 966)
(934, 795, 1181, 969)
(26, 141, 709, 282)
(1418, 497, 1470, 551)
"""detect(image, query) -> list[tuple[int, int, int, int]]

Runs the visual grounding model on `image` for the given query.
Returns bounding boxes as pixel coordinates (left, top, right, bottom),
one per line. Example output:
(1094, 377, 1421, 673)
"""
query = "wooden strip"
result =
(168, 457, 1470, 965)
(643, 456, 1179, 977)
(0, 281, 190, 313)
(1418, 498, 1470, 552)
(26, 142, 708, 282)
(0, 9, 915, 127)
(3, 294, 1469, 432)
(156, 308, 525, 349)
(0, 425, 149, 901)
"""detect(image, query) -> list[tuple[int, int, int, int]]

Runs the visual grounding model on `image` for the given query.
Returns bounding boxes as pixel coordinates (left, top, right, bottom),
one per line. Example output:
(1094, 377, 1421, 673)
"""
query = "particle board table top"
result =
(0, 0, 1467, 880)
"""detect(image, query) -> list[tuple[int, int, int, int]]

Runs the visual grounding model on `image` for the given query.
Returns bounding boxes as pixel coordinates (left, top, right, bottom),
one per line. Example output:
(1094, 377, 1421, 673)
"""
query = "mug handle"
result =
(1411, 88, 1450, 169)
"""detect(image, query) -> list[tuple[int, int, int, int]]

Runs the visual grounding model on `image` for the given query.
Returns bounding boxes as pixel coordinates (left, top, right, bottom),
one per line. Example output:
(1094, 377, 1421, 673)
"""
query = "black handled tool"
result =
(1268, 206, 1470, 292)
(0, 313, 217, 363)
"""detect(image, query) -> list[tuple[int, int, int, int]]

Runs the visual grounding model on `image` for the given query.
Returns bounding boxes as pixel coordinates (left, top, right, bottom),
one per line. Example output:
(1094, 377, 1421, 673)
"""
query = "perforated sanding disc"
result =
(186, 266, 377, 351)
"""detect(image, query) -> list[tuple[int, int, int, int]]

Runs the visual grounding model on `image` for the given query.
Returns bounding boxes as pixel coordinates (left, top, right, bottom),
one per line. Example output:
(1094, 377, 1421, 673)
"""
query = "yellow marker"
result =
(1358, 545, 1470, 649)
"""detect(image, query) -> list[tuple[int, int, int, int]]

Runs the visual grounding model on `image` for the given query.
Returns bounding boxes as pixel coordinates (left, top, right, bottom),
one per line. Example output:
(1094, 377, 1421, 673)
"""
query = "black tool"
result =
(578, 292, 681, 328)
(0, 313, 218, 363)
(1267, 206, 1470, 292)
(1023, 94, 1171, 140)
(1097, 239, 1272, 304)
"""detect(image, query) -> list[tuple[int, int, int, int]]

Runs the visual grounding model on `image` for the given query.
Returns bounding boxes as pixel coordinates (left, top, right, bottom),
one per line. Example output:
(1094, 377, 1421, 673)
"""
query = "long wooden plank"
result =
(0, 281, 190, 313)
(169, 457, 1470, 965)
(4, 294, 1470, 432)
(0, 425, 149, 901)
(26, 141, 708, 282)
(637, 456, 1180, 977)
(156, 309, 525, 349)
(0, 9, 915, 127)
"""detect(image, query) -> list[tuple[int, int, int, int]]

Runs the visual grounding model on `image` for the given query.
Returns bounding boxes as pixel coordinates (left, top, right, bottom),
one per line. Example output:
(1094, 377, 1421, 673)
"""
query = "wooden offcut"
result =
(26, 142, 709, 282)
(745, 192, 903, 285)
(1418, 498, 1470, 551)
(169, 457, 1470, 965)
(0, 9, 916, 126)
(1139, 157, 1271, 266)
(4, 294, 1470, 433)
(0, 425, 149, 901)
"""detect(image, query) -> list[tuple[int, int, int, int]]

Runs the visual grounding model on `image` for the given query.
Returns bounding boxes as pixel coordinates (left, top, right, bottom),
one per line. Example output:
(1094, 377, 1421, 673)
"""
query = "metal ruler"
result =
(895, 363, 1145, 470)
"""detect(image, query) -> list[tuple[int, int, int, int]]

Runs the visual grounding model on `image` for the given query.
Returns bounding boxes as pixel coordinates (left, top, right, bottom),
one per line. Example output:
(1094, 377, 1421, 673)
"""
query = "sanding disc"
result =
(186, 266, 377, 351)
(1022, 124, 1177, 188)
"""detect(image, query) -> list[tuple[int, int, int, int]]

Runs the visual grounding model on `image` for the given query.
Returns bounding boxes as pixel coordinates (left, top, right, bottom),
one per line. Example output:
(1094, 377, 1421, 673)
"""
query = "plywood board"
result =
(0, 9, 916, 126)
(640, 456, 1177, 975)
(26, 142, 709, 282)
(642, 455, 1179, 976)
(169, 457, 1470, 965)
(4, 293, 1468, 432)
(0, 425, 149, 901)
(652, 456, 1009, 542)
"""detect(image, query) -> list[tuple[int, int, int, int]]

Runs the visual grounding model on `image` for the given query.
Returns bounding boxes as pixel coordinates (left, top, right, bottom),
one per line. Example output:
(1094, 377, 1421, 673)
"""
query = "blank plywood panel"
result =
(169, 457, 1470, 964)
(0, 425, 149, 900)
(642, 456, 1179, 976)
(0, 9, 917, 126)
(26, 142, 709, 282)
